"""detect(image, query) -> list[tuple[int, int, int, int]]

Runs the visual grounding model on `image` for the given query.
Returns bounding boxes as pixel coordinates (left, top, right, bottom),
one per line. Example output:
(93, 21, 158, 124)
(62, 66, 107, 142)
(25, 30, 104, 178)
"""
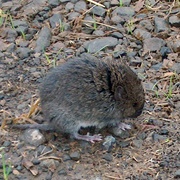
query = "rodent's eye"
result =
(133, 103, 138, 107)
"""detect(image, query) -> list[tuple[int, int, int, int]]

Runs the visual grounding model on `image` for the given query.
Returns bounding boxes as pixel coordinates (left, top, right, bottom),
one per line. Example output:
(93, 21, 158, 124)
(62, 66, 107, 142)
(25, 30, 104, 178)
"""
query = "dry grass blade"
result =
(13, 98, 40, 124)
(0, 110, 12, 129)
(82, 20, 120, 31)
(86, 0, 105, 7)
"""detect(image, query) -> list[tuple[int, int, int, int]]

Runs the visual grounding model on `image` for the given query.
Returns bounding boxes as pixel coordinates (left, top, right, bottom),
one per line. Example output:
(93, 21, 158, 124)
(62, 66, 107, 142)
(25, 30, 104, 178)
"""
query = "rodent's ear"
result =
(114, 86, 125, 101)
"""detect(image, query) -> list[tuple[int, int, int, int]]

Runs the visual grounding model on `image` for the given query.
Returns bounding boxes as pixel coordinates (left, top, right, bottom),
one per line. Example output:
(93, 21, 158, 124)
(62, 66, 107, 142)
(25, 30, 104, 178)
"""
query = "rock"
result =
(69, 152, 81, 161)
(134, 28, 151, 39)
(62, 154, 71, 161)
(68, 12, 80, 20)
(159, 129, 169, 135)
(152, 133, 167, 142)
(174, 169, 180, 178)
(22, 129, 46, 146)
(40, 159, 60, 170)
(145, 0, 156, 6)
(132, 139, 143, 148)
(160, 46, 172, 59)
(65, 2, 74, 12)
(167, 39, 180, 53)
(118, 141, 130, 148)
(102, 153, 113, 162)
(171, 63, 180, 74)
(35, 27, 51, 52)
(32, 158, 40, 165)
(169, 15, 180, 27)
(3, 141, 11, 147)
(111, 0, 131, 6)
(112, 7, 135, 17)
(48, 0, 60, 7)
(4, 28, 18, 42)
(58, 169, 67, 175)
(49, 13, 63, 28)
(103, 136, 116, 151)
(111, 32, 123, 39)
(154, 17, 169, 33)
(143, 38, 165, 52)
(74, 1, 87, 12)
(84, 37, 118, 53)
(16, 47, 31, 59)
(151, 63, 162, 71)
(93, 30, 104, 36)
(139, 20, 153, 31)
(91, 6, 106, 17)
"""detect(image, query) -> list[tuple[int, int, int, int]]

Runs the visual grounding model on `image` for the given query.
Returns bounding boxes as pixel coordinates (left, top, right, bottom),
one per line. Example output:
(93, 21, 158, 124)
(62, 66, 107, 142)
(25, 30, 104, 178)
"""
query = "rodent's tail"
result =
(10, 124, 54, 131)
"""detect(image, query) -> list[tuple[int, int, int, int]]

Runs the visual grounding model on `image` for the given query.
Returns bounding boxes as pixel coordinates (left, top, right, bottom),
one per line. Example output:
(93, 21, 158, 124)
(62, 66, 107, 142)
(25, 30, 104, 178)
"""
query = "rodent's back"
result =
(40, 57, 145, 129)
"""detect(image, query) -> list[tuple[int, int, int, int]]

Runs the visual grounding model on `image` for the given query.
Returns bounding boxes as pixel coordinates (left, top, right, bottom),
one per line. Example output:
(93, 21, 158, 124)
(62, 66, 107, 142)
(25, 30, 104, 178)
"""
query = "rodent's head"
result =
(112, 62, 145, 118)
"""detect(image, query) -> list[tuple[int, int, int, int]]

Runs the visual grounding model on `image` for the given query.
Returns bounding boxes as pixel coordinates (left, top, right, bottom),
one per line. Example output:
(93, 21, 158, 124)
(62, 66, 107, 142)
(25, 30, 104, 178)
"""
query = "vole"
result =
(12, 55, 145, 143)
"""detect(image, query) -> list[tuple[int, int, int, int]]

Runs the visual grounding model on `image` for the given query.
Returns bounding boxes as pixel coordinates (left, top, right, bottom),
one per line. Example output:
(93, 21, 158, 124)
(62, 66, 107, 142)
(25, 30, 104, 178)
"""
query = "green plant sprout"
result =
(20, 29, 26, 40)
(165, 75, 173, 99)
(119, 0, 123, 7)
(152, 80, 161, 98)
(92, 14, 97, 30)
(59, 20, 65, 32)
(44, 48, 63, 68)
(0, 147, 12, 180)
(125, 19, 134, 34)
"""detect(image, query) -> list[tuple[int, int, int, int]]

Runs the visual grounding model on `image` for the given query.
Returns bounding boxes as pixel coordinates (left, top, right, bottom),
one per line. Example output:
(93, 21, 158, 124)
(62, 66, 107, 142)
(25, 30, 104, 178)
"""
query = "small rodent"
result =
(13, 55, 145, 143)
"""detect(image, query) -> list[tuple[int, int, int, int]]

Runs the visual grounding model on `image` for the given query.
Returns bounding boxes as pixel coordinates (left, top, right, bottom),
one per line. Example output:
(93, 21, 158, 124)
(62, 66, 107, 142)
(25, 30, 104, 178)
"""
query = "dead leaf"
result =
(134, 0, 145, 12)
(22, 159, 34, 169)
(29, 168, 39, 176)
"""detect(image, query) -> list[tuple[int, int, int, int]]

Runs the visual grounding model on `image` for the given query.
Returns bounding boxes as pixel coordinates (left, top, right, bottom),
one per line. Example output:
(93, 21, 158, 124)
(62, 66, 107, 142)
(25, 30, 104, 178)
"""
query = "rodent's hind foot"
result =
(74, 132, 102, 143)
(118, 123, 131, 131)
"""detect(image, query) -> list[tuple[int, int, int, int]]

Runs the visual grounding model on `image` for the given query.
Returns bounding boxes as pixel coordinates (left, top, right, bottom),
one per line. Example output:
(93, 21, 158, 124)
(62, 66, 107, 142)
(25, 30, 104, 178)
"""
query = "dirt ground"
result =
(0, 0, 180, 180)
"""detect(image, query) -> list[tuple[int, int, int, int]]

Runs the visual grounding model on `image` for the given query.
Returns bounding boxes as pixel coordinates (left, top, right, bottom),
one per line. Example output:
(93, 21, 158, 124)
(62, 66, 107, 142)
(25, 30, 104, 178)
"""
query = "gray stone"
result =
(84, 37, 118, 53)
(103, 136, 116, 151)
(169, 15, 180, 27)
(5, 28, 18, 41)
(145, 0, 156, 6)
(111, 32, 123, 39)
(60, 0, 71, 2)
(132, 139, 143, 148)
(154, 17, 169, 33)
(167, 39, 180, 53)
(102, 153, 113, 162)
(111, 0, 131, 6)
(91, 6, 106, 17)
(118, 141, 130, 148)
(58, 169, 67, 175)
(22, 129, 46, 146)
(134, 28, 151, 39)
(70, 152, 81, 161)
(16, 47, 31, 59)
(6, 43, 16, 53)
(151, 63, 162, 71)
(65, 2, 74, 12)
(74, 1, 87, 12)
(171, 63, 180, 74)
(49, 13, 63, 28)
(68, 12, 80, 21)
(35, 27, 51, 52)
(40, 159, 60, 169)
(48, 0, 60, 7)
(152, 133, 167, 142)
(93, 30, 104, 36)
(143, 38, 165, 52)
(112, 7, 135, 17)
(139, 19, 153, 31)
(13, 20, 28, 28)
(174, 169, 180, 178)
